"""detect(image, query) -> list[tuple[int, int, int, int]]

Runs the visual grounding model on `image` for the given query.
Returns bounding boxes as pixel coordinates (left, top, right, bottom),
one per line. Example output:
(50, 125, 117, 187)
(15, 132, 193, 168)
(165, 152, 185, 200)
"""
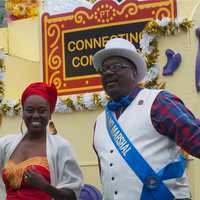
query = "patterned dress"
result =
(2, 157, 51, 200)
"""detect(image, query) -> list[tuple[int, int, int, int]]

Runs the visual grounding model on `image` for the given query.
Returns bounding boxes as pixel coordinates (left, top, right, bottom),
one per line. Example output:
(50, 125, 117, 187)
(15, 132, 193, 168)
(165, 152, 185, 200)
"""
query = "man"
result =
(92, 38, 200, 200)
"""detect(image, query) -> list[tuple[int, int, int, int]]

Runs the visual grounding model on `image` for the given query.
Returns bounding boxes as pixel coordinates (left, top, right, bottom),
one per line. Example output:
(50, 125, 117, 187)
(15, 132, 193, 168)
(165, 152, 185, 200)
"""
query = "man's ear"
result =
(133, 70, 137, 77)
(131, 69, 137, 82)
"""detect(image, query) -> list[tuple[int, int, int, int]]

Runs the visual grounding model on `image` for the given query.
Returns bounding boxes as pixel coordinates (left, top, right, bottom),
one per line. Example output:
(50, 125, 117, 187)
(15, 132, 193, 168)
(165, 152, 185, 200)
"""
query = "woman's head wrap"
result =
(21, 82, 57, 113)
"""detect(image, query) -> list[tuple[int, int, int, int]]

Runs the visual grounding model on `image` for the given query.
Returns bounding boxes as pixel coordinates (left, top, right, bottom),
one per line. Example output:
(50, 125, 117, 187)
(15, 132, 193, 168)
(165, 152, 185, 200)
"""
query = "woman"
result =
(0, 82, 83, 200)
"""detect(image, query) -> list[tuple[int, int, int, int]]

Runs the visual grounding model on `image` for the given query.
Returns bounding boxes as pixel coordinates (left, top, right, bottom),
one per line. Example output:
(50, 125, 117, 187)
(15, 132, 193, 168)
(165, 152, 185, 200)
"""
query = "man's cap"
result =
(93, 38, 147, 83)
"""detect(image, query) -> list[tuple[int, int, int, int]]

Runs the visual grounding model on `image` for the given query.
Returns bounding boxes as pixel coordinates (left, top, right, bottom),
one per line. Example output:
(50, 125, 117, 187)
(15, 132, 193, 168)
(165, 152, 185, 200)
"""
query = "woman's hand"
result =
(24, 166, 76, 200)
(24, 166, 49, 191)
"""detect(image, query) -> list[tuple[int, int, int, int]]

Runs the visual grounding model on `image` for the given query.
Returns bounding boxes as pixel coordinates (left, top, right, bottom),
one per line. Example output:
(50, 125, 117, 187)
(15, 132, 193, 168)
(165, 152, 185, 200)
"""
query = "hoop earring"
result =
(20, 119, 24, 135)
(48, 120, 57, 135)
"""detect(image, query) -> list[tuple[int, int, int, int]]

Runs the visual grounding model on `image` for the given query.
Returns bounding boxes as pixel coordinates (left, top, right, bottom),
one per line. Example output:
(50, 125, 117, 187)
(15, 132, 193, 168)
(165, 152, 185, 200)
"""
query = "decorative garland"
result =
(140, 17, 193, 88)
(86, 0, 97, 3)
(0, 49, 6, 122)
(0, 49, 5, 101)
(5, 0, 40, 21)
(0, 17, 193, 117)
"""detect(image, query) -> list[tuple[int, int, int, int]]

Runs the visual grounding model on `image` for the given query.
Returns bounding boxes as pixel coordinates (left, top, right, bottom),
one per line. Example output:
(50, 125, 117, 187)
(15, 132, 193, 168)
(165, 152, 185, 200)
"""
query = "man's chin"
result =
(105, 88, 121, 100)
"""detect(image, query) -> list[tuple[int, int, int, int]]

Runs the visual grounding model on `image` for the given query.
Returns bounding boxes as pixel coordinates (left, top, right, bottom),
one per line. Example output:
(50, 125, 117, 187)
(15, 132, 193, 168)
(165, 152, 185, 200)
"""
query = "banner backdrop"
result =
(41, 0, 177, 96)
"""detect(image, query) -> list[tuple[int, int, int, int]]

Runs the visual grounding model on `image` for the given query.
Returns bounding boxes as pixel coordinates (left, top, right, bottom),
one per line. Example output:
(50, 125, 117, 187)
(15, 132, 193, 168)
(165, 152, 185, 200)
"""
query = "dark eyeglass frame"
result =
(98, 63, 132, 74)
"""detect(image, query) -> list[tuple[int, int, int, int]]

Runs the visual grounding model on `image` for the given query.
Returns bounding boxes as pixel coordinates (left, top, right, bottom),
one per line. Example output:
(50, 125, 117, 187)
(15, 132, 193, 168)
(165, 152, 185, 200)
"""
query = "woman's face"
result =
(22, 95, 51, 135)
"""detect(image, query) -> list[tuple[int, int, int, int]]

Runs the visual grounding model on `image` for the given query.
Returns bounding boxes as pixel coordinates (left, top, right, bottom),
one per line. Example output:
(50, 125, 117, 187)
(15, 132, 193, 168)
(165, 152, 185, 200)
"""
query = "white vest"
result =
(94, 89, 190, 200)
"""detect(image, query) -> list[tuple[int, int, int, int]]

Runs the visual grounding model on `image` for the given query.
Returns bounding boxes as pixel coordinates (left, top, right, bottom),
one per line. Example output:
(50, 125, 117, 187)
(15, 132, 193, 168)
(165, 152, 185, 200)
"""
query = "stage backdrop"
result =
(41, 0, 177, 95)
(1, 0, 200, 199)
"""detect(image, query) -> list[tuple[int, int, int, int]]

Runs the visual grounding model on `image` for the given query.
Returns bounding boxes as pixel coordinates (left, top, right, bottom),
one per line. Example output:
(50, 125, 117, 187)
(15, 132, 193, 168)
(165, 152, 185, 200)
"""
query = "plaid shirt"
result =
(127, 87, 200, 158)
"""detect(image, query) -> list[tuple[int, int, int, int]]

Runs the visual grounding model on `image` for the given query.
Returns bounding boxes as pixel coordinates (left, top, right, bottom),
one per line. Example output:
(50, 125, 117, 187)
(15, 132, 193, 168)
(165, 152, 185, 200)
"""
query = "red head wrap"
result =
(21, 82, 57, 113)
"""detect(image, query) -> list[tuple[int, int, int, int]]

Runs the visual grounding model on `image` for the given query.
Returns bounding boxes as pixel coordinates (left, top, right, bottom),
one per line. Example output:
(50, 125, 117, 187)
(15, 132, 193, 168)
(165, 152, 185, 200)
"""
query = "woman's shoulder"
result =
(48, 133, 71, 147)
(47, 133, 76, 158)
(0, 133, 21, 144)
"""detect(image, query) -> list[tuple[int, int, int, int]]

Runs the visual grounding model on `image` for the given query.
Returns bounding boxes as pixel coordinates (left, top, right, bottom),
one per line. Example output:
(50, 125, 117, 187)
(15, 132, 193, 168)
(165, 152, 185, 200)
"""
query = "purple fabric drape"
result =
(79, 184, 102, 200)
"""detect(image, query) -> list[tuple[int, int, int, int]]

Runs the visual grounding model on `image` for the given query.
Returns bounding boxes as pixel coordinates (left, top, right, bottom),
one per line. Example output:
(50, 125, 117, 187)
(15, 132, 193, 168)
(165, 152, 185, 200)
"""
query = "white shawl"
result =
(0, 133, 83, 199)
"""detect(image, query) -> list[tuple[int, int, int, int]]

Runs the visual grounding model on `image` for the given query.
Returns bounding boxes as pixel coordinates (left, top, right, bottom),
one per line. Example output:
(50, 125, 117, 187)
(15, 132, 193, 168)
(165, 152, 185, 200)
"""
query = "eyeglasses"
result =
(98, 63, 131, 74)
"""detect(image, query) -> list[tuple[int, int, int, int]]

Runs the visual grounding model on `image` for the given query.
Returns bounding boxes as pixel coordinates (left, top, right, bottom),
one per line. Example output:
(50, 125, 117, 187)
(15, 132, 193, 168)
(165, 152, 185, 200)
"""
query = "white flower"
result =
(83, 93, 97, 110)
(2, 100, 17, 117)
(155, 19, 162, 26)
(174, 18, 185, 31)
(0, 51, 5, 60)
(158, 17, 170, 27)
(143, 65, 159, 82)
(55, 98, 73, 113)
(140, 33, 155, 54)
(70, 95, 84, 112)
(174, 17, 184, 26)
(98, 91, 108, 107)
(0, 71, 5, 80)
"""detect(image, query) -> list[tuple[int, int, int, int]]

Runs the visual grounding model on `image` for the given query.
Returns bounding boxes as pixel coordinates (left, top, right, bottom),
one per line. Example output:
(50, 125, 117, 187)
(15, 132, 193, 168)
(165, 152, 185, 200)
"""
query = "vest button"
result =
(112, 177, 115, 181)
(138, 100, 144, 105)
(110, 163, 113, 167)
(114, 191, 118, 195)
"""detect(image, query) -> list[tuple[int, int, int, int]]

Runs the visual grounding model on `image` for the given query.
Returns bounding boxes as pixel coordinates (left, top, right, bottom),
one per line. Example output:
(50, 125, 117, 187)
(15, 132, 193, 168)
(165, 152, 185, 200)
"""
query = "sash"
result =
(105, 107, 186, 200)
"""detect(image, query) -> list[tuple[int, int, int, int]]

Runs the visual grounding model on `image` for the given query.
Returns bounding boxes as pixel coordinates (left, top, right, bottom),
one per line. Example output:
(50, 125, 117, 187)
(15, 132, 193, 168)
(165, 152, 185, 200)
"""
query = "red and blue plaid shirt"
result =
(127, 87, 200, 158)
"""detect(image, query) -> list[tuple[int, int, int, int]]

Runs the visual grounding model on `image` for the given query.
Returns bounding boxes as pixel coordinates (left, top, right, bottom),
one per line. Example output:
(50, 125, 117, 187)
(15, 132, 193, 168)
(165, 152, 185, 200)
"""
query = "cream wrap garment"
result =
(0, 132, 83, 199)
